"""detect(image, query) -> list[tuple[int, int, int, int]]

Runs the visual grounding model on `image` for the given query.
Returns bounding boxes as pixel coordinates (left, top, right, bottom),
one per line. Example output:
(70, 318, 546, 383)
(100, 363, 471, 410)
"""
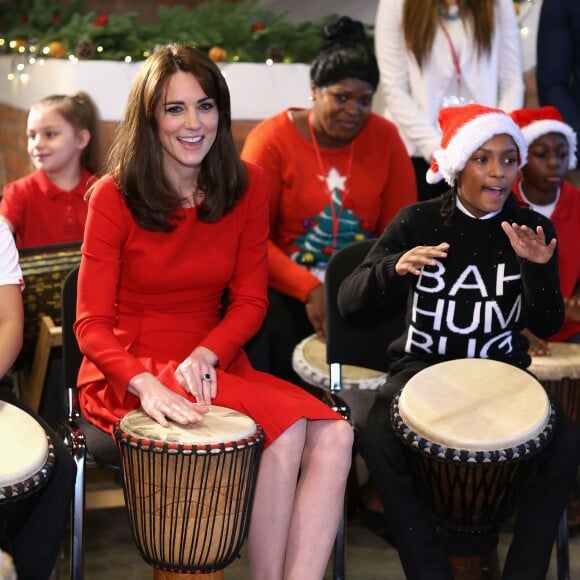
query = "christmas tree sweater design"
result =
(291, 166, 374, 267)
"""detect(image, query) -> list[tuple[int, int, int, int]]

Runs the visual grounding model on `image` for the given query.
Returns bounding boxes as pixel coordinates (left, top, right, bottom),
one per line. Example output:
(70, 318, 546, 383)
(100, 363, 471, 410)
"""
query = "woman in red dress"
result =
(75, 44, 353, 580)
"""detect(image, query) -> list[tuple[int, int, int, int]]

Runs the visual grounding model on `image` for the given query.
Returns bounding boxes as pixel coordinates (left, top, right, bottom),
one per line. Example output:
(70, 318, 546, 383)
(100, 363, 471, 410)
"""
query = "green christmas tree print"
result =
(292, 166, 373, 267)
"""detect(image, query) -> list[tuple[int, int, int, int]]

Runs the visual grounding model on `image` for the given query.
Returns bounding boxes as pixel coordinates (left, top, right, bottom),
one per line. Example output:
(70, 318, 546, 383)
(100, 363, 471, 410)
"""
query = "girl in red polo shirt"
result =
(0, 92, 102, 249)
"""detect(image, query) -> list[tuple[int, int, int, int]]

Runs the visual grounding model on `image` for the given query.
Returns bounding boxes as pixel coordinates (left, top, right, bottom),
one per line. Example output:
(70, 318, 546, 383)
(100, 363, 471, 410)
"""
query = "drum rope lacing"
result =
(114, 424, 264, 574)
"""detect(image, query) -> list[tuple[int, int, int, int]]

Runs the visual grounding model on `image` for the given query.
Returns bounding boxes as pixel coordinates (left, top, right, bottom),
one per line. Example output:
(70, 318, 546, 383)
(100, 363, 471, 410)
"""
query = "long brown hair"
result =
(402, 0, 495, 69)
(103, 43, 247, 232)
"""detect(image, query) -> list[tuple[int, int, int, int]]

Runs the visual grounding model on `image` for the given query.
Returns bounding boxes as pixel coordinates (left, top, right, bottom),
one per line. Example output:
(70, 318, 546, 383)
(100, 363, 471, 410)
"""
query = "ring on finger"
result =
(203, 373, 211, 382)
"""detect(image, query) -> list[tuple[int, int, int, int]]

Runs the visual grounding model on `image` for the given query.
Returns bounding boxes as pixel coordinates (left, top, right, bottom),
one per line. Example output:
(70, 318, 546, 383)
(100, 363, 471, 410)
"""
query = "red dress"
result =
(75, 163, 341, 447)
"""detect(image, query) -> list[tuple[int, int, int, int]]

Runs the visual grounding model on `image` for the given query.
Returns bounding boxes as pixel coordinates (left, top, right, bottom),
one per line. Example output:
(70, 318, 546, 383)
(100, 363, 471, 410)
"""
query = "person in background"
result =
(241, 15, 417, 385)
(0, 219, 76, 580)
(74, 43, 353, 580)
(510, 105, 580, 353)
(536, 0, 580, 177)
(374, 0, 524, 201)
(338, 103, 580, 579)
(0, 92, 101, 248)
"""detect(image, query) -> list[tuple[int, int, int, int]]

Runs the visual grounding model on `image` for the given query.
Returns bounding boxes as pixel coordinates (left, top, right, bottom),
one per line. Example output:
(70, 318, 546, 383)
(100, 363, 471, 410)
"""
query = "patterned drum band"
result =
(0, 401, 56, 539)
(18, 242, 81, 363)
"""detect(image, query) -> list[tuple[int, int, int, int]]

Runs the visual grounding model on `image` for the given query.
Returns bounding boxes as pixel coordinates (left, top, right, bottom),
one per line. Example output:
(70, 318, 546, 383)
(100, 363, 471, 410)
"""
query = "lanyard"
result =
(307, 109, 354, 251)
(438, 17, 462, 92)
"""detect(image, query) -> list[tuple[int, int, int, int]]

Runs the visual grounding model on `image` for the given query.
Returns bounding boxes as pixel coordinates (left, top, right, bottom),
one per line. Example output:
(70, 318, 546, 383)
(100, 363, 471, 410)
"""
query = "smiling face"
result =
(455, 133, 519, 218)
(310, 78, 375, 148)
(154, 70, 219, 187)
(520, 132, 570, 204)
(26, 105, 89, 178)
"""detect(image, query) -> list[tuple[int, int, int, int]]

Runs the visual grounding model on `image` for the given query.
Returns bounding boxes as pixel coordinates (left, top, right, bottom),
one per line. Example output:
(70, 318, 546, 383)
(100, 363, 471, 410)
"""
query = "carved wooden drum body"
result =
(114, 406, 264, 575)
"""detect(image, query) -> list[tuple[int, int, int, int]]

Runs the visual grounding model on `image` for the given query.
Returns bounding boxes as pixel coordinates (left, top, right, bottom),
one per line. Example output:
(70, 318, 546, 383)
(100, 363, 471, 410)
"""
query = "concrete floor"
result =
(56, 471, 580, 580)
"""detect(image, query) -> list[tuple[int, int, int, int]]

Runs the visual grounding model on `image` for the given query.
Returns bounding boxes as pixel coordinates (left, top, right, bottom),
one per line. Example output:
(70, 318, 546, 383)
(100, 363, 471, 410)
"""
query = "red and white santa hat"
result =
(426, 103, 527, 186)
(510, 105, 577, 170)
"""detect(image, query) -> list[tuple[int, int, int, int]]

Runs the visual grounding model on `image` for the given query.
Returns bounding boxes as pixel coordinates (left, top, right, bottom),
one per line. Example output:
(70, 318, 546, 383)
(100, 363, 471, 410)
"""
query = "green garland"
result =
(0, 0, 352, 63)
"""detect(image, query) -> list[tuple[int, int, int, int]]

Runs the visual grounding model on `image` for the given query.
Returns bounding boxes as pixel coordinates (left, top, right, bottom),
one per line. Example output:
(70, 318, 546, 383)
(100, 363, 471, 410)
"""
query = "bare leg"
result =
(284, 419, 353, 580)
(248, 419, 307, 580)
(247, 419, 353, 580)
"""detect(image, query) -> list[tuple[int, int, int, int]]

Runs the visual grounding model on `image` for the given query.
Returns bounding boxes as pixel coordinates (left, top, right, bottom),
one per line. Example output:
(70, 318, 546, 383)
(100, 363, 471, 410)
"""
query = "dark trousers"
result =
(266, 288, 313, 385)
(0, 383, 76, 580)
(359, 361, 580, 580)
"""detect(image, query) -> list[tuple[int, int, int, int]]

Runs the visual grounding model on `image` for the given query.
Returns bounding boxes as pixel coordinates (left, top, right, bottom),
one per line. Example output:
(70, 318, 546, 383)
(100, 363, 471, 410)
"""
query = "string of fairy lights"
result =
(1, 0, 540, 86)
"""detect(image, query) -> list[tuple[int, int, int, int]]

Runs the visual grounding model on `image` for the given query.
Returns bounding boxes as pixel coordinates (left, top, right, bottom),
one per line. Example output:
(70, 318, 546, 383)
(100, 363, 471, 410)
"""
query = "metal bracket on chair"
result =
(330, 362, 341, 394)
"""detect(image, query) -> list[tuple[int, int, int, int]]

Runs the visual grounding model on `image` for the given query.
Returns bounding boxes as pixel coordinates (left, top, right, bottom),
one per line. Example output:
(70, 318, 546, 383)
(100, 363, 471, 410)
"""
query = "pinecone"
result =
(75, 38, 95, 59)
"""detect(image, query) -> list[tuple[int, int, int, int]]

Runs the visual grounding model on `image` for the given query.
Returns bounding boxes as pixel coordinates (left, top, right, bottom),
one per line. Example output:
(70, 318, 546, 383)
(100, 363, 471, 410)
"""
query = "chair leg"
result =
(70, 447, 87, 580)
(556, 509, 570, 580)
(333, 499, 347, 580)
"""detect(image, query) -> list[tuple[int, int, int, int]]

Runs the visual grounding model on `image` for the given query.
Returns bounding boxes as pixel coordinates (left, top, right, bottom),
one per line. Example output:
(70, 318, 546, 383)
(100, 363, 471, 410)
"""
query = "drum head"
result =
(399, 359, 550, 452)
(292, 334, 386, 391)
(119, 405, 256, 445)
(0, 402, 49, 487)
(528, 343, 580, 380)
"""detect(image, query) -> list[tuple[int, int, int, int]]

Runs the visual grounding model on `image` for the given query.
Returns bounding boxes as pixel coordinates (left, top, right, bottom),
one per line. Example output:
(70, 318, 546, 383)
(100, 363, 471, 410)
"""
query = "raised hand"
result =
(501, 222, 557, 264)
(395, 242, 449, 276)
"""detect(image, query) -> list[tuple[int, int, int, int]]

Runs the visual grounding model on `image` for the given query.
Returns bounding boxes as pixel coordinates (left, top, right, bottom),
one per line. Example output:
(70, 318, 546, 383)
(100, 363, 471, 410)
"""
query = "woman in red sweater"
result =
(241, 16, 417, 385)
(75, 44, 353, 580)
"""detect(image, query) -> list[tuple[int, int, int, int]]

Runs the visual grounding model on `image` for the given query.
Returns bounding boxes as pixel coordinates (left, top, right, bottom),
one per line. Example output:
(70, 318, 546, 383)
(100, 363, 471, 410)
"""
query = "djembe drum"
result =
(0, 401, 56, 541)
(528, 343, 580, 426)
(529, 342, 580, 527)
(114, 405, 264, 579)
(391, 359, 555, 577)
(292, 334, 387, 393)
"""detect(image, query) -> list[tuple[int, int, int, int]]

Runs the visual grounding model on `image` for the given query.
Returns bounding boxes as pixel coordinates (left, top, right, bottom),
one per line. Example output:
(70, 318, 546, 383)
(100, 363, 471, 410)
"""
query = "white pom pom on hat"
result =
(426, 103, 527, 186)
(510, 105, 577, 170)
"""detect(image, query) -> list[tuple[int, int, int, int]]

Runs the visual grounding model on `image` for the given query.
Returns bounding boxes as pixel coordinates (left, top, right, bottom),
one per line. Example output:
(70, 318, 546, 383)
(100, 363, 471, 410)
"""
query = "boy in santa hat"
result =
(510, 106, 580, 354)
(338, 103, 580, 579)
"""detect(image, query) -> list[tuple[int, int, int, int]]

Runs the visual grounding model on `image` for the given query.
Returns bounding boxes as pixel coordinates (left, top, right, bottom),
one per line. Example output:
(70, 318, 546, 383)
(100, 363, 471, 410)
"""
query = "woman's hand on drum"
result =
(395, 243, 449, 276)
(305, 284, 326, 338)
(128, 372, 208, 427)
(174, 346, 218, 406)
(501, 222, 556, 264)
(521, 328, 550, 357)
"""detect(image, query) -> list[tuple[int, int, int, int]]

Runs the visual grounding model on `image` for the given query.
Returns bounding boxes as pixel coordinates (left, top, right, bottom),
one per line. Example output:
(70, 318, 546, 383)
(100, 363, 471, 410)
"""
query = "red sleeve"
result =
(200, 163, 271, 368)
(242, 115, 322, 302)
(74, 177, 147, 399)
